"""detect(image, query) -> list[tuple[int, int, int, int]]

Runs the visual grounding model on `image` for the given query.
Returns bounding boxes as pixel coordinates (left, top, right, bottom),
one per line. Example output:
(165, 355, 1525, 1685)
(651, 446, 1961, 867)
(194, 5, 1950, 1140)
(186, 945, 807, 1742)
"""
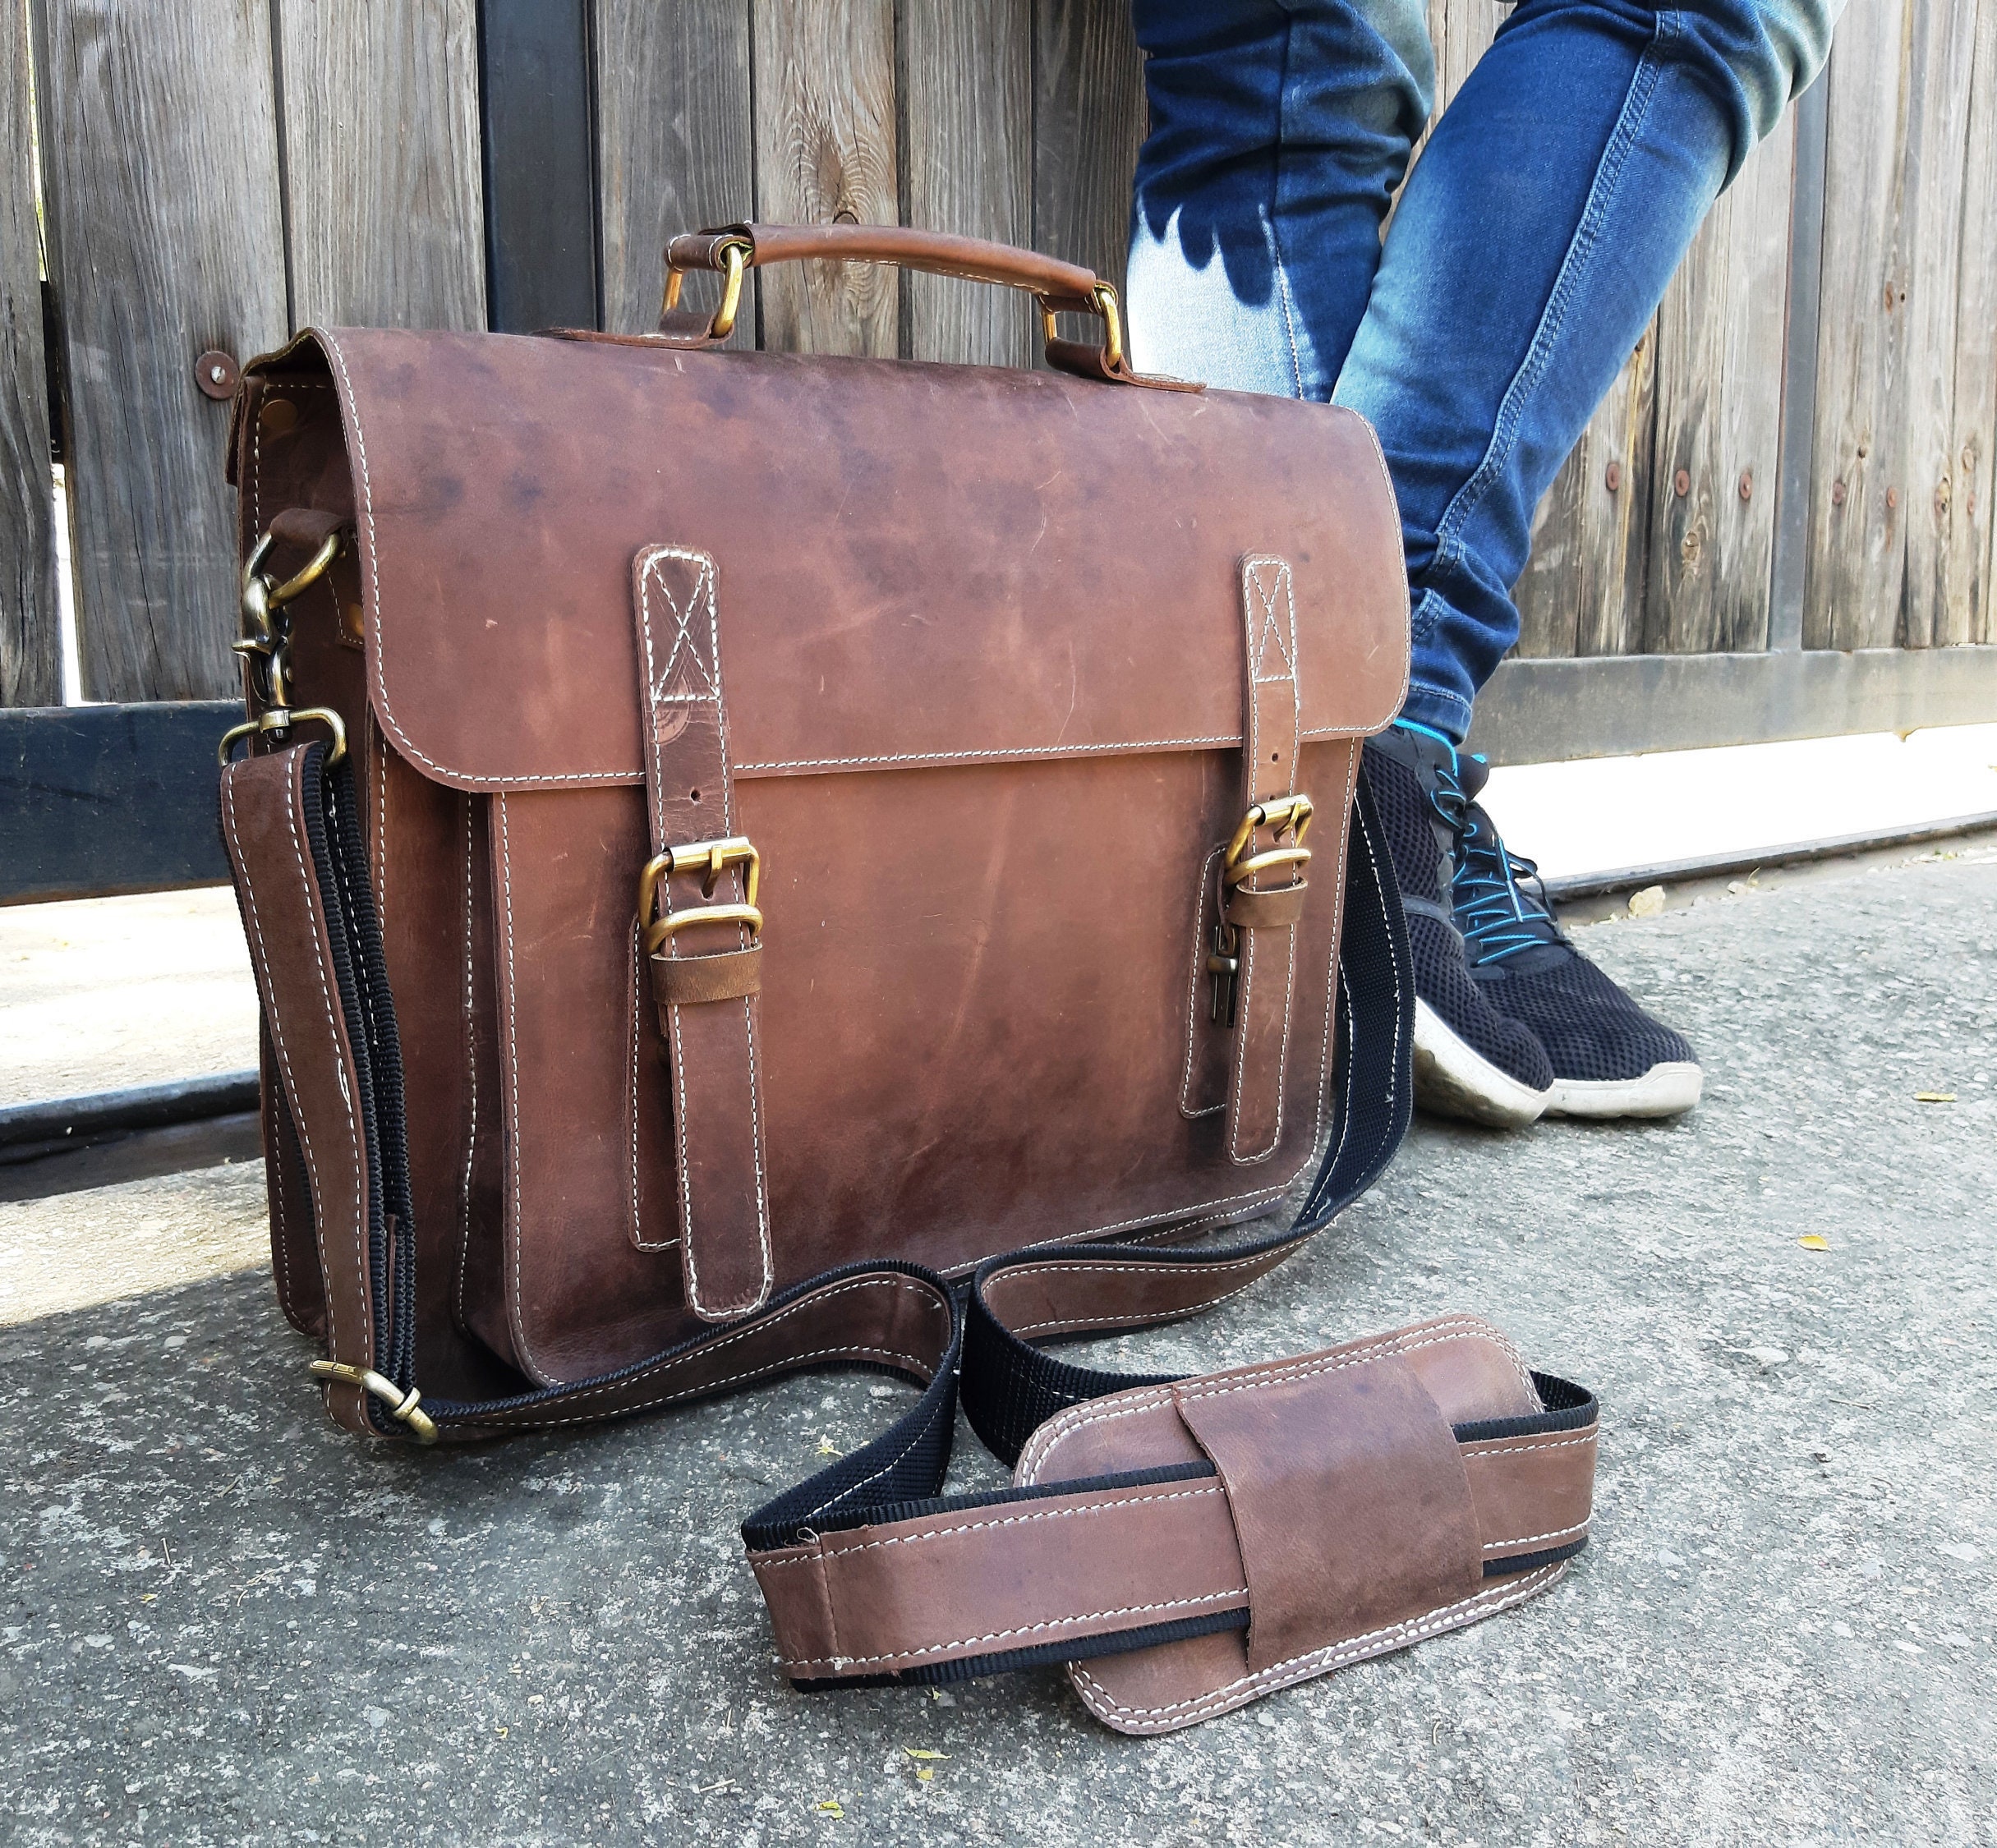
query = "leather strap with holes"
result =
(632, 545, 774, 1322)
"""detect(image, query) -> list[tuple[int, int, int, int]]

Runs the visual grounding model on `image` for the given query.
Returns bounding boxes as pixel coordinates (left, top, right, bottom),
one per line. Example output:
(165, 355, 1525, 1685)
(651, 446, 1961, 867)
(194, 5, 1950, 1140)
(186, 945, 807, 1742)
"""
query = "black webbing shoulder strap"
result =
(225, 740, 1415, 1534)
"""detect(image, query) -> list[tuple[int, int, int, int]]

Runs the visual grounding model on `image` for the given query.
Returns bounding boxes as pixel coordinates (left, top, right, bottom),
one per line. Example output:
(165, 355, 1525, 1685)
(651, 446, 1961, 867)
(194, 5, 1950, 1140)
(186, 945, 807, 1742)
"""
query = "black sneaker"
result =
(1445, 745, 1704, 1119)
(1364, 726, 1554, 1128)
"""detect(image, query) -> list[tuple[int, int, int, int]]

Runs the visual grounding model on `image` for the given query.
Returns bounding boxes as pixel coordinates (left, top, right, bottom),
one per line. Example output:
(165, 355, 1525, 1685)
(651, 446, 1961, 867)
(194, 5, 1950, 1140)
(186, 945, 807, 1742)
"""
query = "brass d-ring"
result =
(218, 705, 348, 768)
(308, 1359, 439, 1443)
(661, 237, 752, 342)
(267, 531, 343, 608)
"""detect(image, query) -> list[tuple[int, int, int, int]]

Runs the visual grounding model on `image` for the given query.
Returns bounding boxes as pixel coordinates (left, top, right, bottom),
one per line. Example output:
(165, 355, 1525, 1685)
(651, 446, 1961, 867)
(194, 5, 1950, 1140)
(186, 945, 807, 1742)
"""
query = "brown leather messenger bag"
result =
(212, 224, 1597, 1733)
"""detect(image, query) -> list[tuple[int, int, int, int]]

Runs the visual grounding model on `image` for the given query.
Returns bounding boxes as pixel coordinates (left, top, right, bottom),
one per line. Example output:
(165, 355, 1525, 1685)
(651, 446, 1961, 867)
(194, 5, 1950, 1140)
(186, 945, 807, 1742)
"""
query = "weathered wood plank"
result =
(32, 0, 288, 700)
(1805, 0, 1913, 650)
(1897, 0, 1980, 646)
(1514, 329, 1657, 657)
(277, 0, 485, 331)
(1032, 0, 1145, 297)
(1426, 0, 1503, 112)
(2, 0, 56, 706)
(751, 0, 900, 356)
(1921, 0, 1997, 646)
(1644, 117, 1796, 653)
(597, 0, 754, 340)
(904, 0, 1033, 367)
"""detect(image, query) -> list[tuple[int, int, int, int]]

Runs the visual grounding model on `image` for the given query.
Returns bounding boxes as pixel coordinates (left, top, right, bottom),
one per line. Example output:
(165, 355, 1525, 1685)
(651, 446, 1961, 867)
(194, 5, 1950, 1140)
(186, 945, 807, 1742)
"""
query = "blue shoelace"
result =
(1393, 719, 1565, 968)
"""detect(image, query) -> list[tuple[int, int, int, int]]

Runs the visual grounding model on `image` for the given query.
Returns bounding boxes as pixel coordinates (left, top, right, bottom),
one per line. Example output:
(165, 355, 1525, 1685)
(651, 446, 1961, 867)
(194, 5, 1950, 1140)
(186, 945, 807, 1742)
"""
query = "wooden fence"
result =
(2, 0, 1995, 761)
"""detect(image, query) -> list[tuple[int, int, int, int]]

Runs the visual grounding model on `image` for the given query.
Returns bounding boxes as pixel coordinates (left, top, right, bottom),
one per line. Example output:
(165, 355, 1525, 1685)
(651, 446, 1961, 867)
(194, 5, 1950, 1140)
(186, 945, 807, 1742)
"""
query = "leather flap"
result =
(247, 327, 1409, 793)
(1019, 1317, 1557, 1734)
(1172, 1353, 1481, 1675)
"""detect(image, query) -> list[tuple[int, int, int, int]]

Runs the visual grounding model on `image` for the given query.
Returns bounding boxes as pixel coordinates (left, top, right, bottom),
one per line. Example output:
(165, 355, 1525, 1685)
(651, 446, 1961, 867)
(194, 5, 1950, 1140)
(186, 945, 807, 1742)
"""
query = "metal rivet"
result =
(1673, 469, 1691, 498)
(1737, 470, 1753, 502)
(195, 349, 240, 400)
(1604, 461, 1622, 493)
(1831, 480, 1847, 506)
(258, 397, 299, 435)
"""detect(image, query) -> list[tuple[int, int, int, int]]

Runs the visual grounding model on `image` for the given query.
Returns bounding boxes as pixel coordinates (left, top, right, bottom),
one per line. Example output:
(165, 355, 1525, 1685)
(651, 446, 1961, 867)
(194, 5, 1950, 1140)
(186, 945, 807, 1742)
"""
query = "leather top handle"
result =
(659, 222, 1201, 392)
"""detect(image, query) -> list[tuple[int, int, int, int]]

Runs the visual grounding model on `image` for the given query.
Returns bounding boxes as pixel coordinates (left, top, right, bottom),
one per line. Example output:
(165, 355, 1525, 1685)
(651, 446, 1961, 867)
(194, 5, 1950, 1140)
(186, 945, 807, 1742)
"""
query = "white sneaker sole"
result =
(1547, 1062, 1704, 1119)
(1412, 998, 1552, 1129)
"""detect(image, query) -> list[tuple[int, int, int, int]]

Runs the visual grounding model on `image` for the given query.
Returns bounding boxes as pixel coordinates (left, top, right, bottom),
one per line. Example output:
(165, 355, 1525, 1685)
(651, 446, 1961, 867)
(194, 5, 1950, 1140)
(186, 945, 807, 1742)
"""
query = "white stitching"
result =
(1069, 1566, 1562, 1728)
(225, 770, 333, 1354)
(1483, 1519, 1590, 1552)
(473, 1276, 949, 1422)
(282, 750, 371, 1368)
(485, 1341, 936, 1432)
(778, 1588, 1248, 1673)
(625, 920, 676, 1251)
(227, 756, 370, 1366)
(495, 793, 549, 1383)
(317, 330, 1389, 788)
(1229, 557, 1301, 1164)
(1177, 844, 1227, 1119)
(454, 795, 479, 1330)
(1016, 1318, 1502, 1480)
(373, 724, 389, 926)
(1460, 1433, 1597, 1459)
(637, 545, 773, 1316)
(759, 1483, 1226, 1568)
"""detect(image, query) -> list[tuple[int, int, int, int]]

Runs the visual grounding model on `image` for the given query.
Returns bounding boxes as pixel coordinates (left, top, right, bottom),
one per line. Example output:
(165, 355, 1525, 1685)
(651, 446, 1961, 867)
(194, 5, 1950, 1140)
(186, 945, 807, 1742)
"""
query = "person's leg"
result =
(1335, 0, 1844, 740)
(1125, 0, 1435, 398)
(1337, 0, 1843, 1116)
(1127, 0, 1565, 1127)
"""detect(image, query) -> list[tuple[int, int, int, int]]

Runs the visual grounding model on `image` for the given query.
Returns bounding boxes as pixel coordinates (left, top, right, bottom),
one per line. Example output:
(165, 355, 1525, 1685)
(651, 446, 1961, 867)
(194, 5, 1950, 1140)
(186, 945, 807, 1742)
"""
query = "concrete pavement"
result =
(3, 848, 1994, 1846)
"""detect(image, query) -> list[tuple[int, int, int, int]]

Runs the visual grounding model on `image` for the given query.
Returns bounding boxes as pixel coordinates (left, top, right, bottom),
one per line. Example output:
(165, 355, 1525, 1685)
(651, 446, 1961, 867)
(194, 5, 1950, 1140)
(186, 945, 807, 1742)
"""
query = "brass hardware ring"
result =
(1039, 279, 1126, 373)
(1226, 844, 1313, 888)
(661, 236, 752, 341)
(265, 530, 343, 609)
(643, 902, 764, 956)
(219, 705, 348, 768)
(308, 1360, 439, 1443)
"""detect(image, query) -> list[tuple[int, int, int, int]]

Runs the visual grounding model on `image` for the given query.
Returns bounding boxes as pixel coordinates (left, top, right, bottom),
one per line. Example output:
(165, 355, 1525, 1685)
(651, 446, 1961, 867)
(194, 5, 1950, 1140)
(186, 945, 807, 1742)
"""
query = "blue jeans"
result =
(1127, 0, 1843, 741)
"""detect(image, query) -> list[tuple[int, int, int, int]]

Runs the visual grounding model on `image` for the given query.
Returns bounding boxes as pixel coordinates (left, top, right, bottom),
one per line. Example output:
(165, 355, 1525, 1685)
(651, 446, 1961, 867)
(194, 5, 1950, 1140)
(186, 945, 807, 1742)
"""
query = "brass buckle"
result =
(637, 835, 763, 954)
(1039, 280, 1125, 372)
(1222, 793, 1314, 889)
(308, 1360, 438, 1443)
(1210, 793, 1313, 1026)
(660, 235, 752, 341)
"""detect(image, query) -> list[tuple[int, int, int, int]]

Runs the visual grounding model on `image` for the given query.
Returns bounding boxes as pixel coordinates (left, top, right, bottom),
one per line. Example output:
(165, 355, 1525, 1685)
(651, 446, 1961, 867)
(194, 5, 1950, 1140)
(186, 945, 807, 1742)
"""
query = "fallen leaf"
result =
(816, 1437, 842, 1457)
(917, 1768, 935, 1783)
(1914, 1092, 1957, 1104)
(814, 1799, 844, 1818)
(1797, 1234, 1830, 1251)
(903, 1749, 949, 1761)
